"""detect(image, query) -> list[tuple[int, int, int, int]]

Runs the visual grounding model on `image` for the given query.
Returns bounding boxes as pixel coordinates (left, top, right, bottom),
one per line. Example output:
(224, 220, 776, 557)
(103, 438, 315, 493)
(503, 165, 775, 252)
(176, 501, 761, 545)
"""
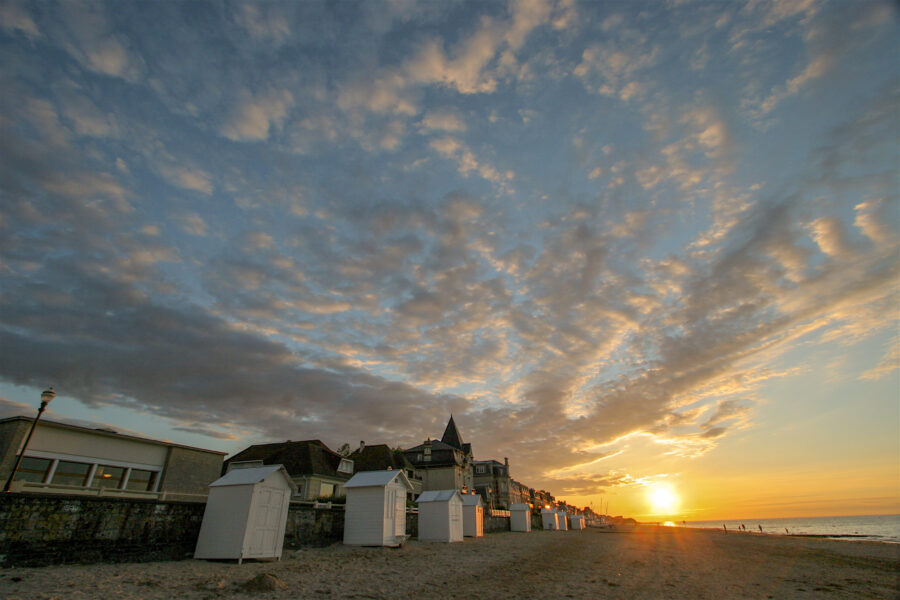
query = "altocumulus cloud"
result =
(0, 0, 896, 499)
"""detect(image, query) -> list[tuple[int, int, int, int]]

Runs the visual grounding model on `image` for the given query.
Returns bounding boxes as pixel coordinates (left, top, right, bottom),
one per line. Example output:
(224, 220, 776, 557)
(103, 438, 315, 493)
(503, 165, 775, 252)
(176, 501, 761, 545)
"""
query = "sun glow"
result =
(647, 483, 680, 515)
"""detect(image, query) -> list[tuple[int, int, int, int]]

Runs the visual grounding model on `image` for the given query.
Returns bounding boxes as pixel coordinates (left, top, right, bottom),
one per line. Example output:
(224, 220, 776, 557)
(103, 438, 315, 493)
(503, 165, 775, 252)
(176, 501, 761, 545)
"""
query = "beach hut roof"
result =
(462, 494, 483, 506)
(209, 464, 297, 492)
(417, 490, 461, 503)
(510, 503, 530, 510)
(344, 469, 413, 490)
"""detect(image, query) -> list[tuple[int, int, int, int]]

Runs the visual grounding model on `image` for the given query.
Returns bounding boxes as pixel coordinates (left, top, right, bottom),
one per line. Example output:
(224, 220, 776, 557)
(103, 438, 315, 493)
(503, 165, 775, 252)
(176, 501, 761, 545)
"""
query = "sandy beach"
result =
(2, 526, 897, 599)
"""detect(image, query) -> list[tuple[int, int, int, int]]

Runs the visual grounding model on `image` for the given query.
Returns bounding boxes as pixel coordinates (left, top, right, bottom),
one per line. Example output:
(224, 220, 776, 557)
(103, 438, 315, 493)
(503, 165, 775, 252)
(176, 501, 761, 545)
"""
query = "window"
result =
(125, 469, 157, 491)
(13, 457, 52, 483)
(337, 459, 353, 474)
(319, 482, 334, 498)
(475, 465, 486, 474)
(51, 461, 91, 487)
(91, 465, 125, 489)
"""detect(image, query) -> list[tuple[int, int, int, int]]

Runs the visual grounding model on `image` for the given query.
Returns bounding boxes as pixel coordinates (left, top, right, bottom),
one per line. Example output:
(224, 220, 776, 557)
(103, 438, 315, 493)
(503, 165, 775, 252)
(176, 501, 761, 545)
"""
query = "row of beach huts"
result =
(194, 465, 586, 563)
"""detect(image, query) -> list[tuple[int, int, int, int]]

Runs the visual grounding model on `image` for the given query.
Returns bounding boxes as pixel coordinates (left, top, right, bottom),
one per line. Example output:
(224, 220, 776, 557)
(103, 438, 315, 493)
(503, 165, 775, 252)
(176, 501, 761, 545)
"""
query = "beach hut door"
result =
(248, 485, 285, 556)
(394, 486, 405, 536)
(385, 488, 396, 535)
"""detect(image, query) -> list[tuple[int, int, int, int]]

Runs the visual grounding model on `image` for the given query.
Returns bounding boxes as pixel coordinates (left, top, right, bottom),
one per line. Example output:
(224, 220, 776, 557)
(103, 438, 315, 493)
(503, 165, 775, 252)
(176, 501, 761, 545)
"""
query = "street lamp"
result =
(3, 387, 55, 493)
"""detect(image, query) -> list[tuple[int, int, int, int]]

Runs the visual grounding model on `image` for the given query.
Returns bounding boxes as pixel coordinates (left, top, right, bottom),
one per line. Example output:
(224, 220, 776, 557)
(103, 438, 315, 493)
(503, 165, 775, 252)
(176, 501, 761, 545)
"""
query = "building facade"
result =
(0, 416, 225, 501)
(348, 442, 423, 500)
(403, 416, 474, 493)
(473, 458, 513, 509)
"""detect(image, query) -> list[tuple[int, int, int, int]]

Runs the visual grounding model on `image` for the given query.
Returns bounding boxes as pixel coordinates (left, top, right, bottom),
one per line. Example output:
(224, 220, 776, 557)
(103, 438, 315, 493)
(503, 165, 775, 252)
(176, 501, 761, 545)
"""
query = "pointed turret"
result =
(440, 415, 464, 450)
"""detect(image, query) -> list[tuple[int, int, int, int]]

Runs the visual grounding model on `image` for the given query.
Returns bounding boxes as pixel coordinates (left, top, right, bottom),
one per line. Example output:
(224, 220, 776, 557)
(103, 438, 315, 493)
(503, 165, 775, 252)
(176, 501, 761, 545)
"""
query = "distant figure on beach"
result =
(758, 524, 762, 533)
(723, 525, 727, 533)
(785, 528, 789, 534)
(741, 523, 746, 531)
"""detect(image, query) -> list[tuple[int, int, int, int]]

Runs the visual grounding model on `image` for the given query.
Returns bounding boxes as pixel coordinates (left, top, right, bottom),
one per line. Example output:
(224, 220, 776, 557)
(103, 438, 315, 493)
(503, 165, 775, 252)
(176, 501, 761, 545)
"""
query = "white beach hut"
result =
(462, 494, 484, 537)
(557, 512, 569, 531)
(417, 489, 464, 542)
(194, 464, 296, 563)
(570, 515, 586, 530)
(343, 469, 413, 547)
(541, 508, 558, 530)
(510, 503, 532, 532)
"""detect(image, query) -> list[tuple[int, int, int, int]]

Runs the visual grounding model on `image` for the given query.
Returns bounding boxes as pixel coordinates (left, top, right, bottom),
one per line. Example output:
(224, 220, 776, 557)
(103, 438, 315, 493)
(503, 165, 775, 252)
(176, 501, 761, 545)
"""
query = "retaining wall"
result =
(0, 494, 429, 567)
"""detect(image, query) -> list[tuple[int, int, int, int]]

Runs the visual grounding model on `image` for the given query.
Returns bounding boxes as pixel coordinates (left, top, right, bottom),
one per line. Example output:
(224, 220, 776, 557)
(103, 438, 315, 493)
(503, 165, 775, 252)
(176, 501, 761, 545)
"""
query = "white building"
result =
(0, 416, 225, 501)
(417, 489, 464, 542)
(462, 494, 484, 537)
(194, 464, 296, 563)
(570, 515, 586, 530)
(557, 511, 569, 531)
(343, 470, 413, 547)
(510, 503, 531, 532)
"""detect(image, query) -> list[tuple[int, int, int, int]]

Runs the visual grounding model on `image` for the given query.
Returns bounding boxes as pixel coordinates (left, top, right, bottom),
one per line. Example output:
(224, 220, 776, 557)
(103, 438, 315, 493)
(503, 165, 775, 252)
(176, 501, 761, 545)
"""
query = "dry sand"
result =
(2, 526, 898, 599)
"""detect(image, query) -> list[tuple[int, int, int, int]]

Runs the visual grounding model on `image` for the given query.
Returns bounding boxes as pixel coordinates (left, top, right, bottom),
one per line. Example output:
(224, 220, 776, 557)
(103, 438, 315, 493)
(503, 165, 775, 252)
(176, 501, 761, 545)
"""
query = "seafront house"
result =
(473, 458, 513, 509)
(0, 416, 225, 501)
(403, 416, 474, 493)
(348, 441, 423, 501)
(224, 439, 354, 501)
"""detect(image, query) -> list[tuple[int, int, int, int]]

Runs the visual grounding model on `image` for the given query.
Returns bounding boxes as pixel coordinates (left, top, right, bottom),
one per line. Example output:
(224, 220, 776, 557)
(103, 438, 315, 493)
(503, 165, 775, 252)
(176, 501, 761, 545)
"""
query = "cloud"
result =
(0, 1, 40, 39)
(178, 213, 208, 236)
(222, 89, 294, 142)
(57, 2, 144, 81)
(158, 164, 213, 195)
(417, 108, 467, 133)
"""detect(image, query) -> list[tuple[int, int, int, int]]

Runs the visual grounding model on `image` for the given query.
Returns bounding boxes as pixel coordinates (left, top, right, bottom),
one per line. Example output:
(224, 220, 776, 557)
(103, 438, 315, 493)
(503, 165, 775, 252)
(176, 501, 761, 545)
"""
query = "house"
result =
(403, 416, 474, 493)
(194, 464, 296, 563)
(0, 416, 225, 501)
(348, 442, 423, 500)
(473, 458, 512, 509)
(343, 470, 413, 547)
(417, 489, 464, 542)
(224, 439, 353, 500)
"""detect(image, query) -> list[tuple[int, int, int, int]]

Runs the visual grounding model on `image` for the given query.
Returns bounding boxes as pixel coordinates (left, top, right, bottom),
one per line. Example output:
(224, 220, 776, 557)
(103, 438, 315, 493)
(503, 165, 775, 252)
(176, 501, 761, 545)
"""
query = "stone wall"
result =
(0, 493, 205, 568)
(485, 514, 511, 533)
(1, 495, 505, 568)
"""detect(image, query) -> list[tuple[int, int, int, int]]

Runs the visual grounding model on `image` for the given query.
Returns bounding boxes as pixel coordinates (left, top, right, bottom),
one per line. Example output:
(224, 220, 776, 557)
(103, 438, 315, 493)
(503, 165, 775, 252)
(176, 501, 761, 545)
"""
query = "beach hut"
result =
(541, 508, 558, 530)
(462, 494, 484, 537)
(510, 503, 532, 532)
(570, 515, 586, 530)
(194, 464, 296, 563)
(343, 469, 413, 547)
(557, 512, 569, 531)
(417, 489, 464, 542)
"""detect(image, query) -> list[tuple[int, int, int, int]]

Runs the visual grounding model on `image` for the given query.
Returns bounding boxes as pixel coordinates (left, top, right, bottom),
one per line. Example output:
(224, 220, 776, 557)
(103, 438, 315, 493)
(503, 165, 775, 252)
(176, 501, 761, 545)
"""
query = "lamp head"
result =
(40, 387, 55, 405)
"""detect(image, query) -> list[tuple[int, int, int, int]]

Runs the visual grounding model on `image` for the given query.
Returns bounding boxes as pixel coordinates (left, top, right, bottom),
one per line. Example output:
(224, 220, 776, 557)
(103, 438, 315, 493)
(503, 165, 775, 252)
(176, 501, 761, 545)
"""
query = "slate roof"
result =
(440, 415, 464, 449)
(224, 439, 351, 481)
(349, 444, 412, 472)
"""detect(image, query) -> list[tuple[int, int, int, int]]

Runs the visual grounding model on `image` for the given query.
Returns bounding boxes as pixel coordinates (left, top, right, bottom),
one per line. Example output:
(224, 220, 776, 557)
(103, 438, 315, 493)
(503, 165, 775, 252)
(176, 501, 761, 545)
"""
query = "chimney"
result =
(504, 457, 509, 468)
(359, 440, 365, 453)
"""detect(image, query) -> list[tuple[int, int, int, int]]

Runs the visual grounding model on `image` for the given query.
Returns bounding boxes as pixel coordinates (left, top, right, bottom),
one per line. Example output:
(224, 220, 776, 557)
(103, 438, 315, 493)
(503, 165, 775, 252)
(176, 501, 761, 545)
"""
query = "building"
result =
(348, 441, 423, 500)
(473, 458, 512, 509)
(403, 416, 473, 493)
(0, 416, 225, 501)
(224, 439, 354, 500)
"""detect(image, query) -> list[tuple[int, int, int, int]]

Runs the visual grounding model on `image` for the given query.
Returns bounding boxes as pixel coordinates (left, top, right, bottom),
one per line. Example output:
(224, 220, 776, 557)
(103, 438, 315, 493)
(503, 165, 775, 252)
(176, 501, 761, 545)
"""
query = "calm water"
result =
(685, 514, 900, 543)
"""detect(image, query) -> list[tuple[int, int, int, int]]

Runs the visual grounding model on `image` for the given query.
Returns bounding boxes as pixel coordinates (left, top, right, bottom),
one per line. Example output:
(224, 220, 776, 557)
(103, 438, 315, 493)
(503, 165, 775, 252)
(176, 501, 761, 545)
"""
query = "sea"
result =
(684, 514, 900, 543)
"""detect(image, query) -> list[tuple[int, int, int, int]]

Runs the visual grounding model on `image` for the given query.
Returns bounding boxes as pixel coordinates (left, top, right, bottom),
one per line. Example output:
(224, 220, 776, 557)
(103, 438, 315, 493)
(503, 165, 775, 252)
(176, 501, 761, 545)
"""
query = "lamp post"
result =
(3, 387, 55, 493)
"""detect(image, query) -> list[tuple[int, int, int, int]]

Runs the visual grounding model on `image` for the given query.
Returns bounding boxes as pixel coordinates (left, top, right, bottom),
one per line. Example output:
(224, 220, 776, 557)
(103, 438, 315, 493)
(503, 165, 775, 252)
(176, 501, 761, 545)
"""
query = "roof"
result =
(440, 415, 464, 449)
(344, 470, 413, 490)
(462, 494, 483, 506)
(210, 464, 297, 492)
(349, 444, 412, 472)
(417, 490, 462, 503)
(510, 503, 531, 510)
(0, 416, 226, 455)
(225, 439, 351, 480)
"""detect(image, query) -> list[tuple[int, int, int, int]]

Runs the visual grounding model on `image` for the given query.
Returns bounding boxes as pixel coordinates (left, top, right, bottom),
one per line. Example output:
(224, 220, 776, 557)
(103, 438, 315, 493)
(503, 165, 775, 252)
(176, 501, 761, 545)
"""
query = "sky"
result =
(0, 0, 897, 521)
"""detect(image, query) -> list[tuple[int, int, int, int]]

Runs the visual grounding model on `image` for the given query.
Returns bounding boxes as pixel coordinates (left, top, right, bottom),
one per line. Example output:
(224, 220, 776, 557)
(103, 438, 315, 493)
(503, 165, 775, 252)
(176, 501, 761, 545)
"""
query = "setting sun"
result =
(647, 484, 680, 515)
